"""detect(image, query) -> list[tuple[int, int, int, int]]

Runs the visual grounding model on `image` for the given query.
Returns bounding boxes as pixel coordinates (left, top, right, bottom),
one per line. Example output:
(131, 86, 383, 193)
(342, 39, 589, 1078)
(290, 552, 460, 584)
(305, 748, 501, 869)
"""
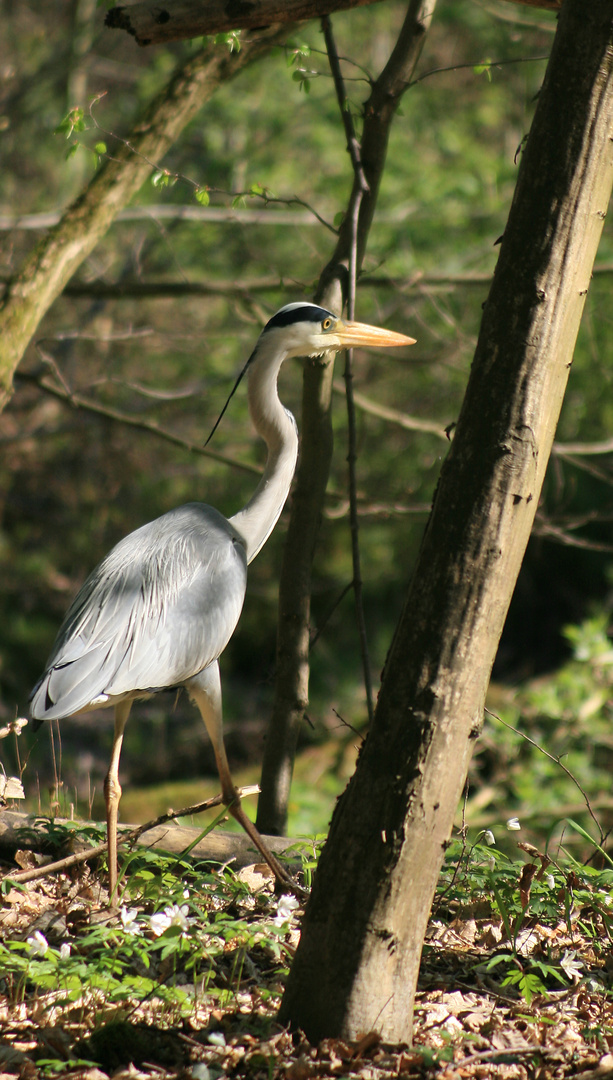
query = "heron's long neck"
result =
(228, 340, 298, 563)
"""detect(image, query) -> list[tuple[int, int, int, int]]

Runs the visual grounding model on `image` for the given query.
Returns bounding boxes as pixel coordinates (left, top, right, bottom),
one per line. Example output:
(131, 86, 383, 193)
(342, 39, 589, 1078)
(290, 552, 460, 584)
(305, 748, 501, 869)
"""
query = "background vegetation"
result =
(2, 0, 613, 856)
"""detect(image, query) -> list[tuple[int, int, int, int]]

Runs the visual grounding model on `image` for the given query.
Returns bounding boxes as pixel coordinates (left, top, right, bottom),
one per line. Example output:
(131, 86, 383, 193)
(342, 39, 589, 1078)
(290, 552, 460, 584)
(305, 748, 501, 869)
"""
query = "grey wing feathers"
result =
(30, 503, 248, 721)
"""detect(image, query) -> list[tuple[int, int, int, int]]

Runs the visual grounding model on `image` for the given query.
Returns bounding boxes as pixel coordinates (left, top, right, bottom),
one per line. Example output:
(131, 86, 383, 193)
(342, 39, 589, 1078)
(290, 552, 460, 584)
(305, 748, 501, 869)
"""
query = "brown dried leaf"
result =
(519, 862, 538, 909)
(285, 1056, 314, 1080)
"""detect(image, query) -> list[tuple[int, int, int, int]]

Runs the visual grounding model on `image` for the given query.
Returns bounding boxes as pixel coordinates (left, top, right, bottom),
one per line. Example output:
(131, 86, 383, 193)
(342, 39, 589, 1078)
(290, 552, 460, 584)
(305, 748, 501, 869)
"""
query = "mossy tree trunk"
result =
(280, 0, 613, 1044)
(0, 26, 287, 412)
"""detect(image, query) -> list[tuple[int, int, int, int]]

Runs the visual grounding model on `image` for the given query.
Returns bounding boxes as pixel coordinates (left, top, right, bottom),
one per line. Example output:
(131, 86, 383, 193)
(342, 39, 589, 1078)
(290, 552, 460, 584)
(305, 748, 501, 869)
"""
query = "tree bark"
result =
(256, 0, 437, 837)
(105, 0, 384, 45)
(0, 26, 287, 413)
(280, 0, 613, 1044)
(105, 0, 561, 47)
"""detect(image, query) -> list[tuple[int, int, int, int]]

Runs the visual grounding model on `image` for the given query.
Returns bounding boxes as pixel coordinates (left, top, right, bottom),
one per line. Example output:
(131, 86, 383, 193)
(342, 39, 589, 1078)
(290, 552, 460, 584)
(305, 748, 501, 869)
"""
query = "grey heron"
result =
(30, 302, 415, 896)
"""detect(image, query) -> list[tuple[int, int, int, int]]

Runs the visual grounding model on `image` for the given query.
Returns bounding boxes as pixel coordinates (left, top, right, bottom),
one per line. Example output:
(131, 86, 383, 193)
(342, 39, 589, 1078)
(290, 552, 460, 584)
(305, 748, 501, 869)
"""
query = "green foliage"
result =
(437, 833, 613, 1007)
(213, 31, 241, 53)
(471, 610, 613, 853)
(0, 840, 300, 1025)
(54, 107, 87, 140)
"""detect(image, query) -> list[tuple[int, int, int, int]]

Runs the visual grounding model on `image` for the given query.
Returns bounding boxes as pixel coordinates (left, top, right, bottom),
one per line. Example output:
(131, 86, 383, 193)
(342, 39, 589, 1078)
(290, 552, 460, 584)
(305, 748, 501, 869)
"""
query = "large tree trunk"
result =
(256, 0, 437, 836)
(280, 0, 613, 1044)
(0, 26, 287, 412)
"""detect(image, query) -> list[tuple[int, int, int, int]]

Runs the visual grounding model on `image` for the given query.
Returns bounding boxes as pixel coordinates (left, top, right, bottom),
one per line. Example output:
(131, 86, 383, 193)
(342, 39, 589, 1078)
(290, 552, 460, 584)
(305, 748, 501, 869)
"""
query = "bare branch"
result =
(333, 380, 449, 439)
(554, 434, 613, 455)
(18, 370, 261, 477)
(0, 204, 330, 231)
(105, 0, 560, 47)
(106, 0, 386, 46)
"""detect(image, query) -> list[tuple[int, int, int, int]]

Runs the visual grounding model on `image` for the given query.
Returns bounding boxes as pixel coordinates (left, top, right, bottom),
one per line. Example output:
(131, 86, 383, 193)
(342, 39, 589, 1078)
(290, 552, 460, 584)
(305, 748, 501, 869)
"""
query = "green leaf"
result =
(94, 141, 107, 155)
(485, 952, 514, 971)
(54, 106, 87, 138)
(473, 59, 493, 82)
(286, 42, 311, 66)
(565, 819, 613, 869)
(214, 31, 241, 53)
(152, 170, 171, 188)
(195, 187, 210, 206)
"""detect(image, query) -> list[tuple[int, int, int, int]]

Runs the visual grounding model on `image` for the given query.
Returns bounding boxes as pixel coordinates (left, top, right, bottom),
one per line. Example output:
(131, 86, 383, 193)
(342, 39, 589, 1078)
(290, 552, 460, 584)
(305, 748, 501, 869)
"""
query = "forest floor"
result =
(1, 816, 613, 1080)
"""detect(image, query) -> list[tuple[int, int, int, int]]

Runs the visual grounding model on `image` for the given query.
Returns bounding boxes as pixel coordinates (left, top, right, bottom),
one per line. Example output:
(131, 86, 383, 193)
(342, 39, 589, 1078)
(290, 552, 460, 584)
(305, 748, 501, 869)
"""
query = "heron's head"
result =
(204, 303, 415, 446)
(260, 302, 416, 358)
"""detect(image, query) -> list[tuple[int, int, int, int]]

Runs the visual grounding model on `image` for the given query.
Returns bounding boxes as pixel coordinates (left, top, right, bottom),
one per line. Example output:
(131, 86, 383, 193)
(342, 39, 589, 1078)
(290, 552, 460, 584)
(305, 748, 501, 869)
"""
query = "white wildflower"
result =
(546, 874, 555, 890)
(26, 931, 49, 957)
(166, 903, 192, 931)
(120, 907, 140, 934)
(487, 856, 496, 871)
(483, 830, 495, 846)
(0, 775, 25, 800)
(506, 817, 521, 831)
(150, 903, 192, 936)
(191, 1066, 211, 1080)
(0, 717, 28, 739)
(560, 950, 584, 984)
(208, 1032, 226, 1048)
(59, 942, 71, 960)
(274, 893, 300, 927)
(149, 910, 172, 936)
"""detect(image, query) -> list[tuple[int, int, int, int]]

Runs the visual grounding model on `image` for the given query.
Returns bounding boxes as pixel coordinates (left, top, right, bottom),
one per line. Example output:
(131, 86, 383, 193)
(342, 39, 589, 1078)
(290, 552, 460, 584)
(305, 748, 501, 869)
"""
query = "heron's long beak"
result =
(336, 320, 416, 349)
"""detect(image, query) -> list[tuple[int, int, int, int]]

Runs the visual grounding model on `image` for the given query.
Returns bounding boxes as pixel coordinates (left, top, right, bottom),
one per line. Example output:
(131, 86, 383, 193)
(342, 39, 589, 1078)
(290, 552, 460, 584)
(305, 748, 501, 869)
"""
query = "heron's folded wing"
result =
(30, 504, 248, 720)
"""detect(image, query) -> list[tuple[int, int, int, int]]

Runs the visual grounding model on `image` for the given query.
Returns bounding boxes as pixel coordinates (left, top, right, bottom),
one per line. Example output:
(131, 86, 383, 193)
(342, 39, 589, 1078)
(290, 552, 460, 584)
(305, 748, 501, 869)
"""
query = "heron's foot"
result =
(226, 798, 308, 901)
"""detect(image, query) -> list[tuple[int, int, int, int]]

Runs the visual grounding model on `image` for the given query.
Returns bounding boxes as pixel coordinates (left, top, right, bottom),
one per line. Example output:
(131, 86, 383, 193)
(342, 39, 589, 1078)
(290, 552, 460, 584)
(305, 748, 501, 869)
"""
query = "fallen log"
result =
(0, 803, 305, 886)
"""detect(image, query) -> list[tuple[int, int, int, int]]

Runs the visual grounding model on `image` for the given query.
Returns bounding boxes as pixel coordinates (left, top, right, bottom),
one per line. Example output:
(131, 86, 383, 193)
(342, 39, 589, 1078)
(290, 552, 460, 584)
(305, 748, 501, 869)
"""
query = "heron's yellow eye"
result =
(322, 318, 333, 331)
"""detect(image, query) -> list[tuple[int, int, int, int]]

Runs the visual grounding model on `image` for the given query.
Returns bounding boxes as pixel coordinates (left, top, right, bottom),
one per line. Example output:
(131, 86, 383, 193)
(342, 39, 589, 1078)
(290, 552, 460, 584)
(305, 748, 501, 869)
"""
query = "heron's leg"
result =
(187, 665, 303, 895)
(104, 699, 132, 900)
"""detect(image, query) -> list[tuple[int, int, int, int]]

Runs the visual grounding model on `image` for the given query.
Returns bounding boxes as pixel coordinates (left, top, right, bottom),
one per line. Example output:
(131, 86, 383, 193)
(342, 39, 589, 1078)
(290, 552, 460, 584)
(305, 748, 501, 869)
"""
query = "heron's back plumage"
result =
(30, 503, 248, 721)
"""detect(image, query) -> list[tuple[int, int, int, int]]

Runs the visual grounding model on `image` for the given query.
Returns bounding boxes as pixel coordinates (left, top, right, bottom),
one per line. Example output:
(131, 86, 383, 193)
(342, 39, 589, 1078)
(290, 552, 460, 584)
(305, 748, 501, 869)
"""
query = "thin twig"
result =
(323, 13, 374, 723)
(309, 580, 354, 650)
(431, 780, 471, 916)
(332, 379, 448, 439)
(486, 709, 605, 845)
(0, 786, 260, 886)
(17, 369, 261, 477)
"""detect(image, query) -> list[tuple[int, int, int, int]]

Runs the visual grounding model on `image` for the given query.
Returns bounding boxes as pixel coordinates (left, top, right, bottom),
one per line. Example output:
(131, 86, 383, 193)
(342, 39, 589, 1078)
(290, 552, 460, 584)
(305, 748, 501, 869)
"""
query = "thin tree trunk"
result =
(0, 26, 287, 412)
(280, 0, 613, 1044)
(256, 0, 437, 836)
